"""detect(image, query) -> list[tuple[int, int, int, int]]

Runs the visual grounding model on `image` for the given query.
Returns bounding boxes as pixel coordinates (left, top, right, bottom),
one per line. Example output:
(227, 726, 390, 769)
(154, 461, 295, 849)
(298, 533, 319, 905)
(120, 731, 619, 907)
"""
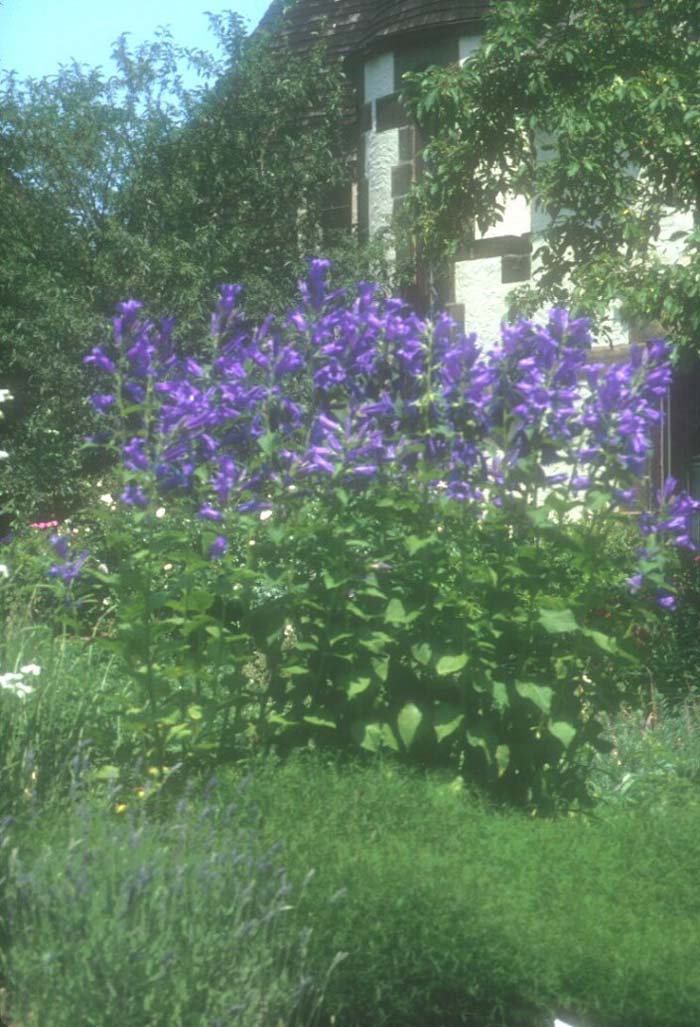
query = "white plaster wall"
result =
(366, 126, 399, 235)
(364, 52, 394, 106)
(362, 52, 399, 239)
(459, 34, 481, 63)
(656, 207, 694, 265)
(455, 256, 511, 348)
(477, 193, 531, 241)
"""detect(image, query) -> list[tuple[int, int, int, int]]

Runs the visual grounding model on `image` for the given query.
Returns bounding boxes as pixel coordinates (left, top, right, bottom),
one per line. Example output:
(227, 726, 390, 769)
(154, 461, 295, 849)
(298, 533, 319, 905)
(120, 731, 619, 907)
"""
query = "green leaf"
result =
(436, 653, 469, 676)
(538, 607, 579, 633)
(351, 721, 399, 752)
(515, 681, 554, 714)
(346, 675, 372, 699)
(385, 597, 418, 625)
(466, 729, 492, 761)
(371, 655, 390, 682)
(581, 627, 618, 654)
(404, 534, 437, 556)
(495, 744, 510, 777)
(397, 703, 423, 749)
(433, 703, 464, 742)
(281, 665, 309, 677)
(548, 720, 577, 749)
(358, 631, 393, 653)
(411, 642, 432, 666)
(491, 680, 510, 710)
(322, 570, 347, 590)
(303, 716, 337, 729)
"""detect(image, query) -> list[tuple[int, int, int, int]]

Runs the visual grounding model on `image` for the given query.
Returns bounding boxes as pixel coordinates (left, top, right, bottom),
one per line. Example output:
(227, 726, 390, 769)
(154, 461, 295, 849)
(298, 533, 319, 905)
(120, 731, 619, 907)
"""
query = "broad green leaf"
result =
(371, 655, 390, 682)
(351, 721, 399, 752)
(397, 703, 423, 749)
(466, 729, 492, 762)
(411, 642, 432, 666)
(322, 570, 347, 590)
(385, 598, 411, 625)
(404, 534, 437, 556)
(548, 720, 577, 749)
(515, 681, 554, 714)
(495, 744, 510, 777)
(491, 680, 510, 710)
(436, 653, 469, 676)
(346, 675, 372, 699)
(346, 602, 372, 622)
(380, 724, 400, 752)
(433, 703, 464, 742)
(538, 607, 579, 633)
(582, 627, 618, 654)
(358, 631, 393, 653)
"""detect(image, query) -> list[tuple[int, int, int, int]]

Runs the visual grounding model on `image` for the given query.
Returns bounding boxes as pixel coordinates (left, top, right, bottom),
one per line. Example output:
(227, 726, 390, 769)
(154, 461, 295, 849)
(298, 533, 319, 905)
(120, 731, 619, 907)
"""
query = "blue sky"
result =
(1, 0, 272, 81)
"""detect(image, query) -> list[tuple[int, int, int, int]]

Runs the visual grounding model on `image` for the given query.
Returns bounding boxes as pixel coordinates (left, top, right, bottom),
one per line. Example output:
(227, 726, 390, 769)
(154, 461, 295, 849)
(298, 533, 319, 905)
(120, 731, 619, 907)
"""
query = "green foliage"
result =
(0, 624, 125, 821)
(13, 276, 682, 811)
(1, 782, 339, 1027)
(0, 17, 380, 527)
(587, 690, 700, 807)
(0, 31, 210, 525)
(227, 756, 700, 1027)
(244, 485, 652, 810)
(403, 0, 700, 348)
(18, 464, 665, 812)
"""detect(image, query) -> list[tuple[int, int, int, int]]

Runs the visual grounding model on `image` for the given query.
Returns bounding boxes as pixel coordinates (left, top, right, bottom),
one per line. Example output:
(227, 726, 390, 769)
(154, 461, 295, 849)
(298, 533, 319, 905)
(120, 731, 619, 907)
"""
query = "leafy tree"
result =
(0, 13, 382, 528)
(0, 29, 215, 525)
(403, 0, 700, 349)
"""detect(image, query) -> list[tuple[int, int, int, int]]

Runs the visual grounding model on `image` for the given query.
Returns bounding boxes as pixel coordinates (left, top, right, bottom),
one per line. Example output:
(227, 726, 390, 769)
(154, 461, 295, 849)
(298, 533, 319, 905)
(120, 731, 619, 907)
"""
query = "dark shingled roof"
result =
(258, 0, 491, 58)
(258, 0, 370, 57)
(364, 1, 489, 48)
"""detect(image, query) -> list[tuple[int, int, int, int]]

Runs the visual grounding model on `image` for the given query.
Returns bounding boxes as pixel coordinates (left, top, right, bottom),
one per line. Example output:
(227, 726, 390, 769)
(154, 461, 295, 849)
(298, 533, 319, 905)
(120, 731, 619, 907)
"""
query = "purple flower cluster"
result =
(48, 533, 89, 584)
(81, 260, 697, 587)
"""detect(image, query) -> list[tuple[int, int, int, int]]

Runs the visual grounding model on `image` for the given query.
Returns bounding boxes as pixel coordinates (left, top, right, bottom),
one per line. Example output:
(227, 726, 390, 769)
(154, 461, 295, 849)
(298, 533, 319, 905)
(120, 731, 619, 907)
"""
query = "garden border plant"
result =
(23, 259, 699, 809)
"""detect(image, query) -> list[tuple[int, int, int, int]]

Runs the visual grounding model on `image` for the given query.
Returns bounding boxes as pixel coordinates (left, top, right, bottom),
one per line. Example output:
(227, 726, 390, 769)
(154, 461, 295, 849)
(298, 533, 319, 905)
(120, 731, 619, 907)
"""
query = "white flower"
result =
(163, 563, 173, 571)
(97, 563, 109, 574)
(99, 493, 115, 506)
(0, 672, 34, 698)
(0, 563, 9, 578)
(0, 389, 13, 403)
(259, 509, 273, 521)
(19, 663, 41, 676)
(155, 507, 166, 519)
(0, 450, 9, 461)
(0, 672, 23, 685)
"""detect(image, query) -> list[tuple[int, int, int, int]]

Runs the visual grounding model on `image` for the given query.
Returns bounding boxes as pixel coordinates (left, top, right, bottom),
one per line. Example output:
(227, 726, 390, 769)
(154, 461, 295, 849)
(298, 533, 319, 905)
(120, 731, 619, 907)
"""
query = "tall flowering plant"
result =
(59, 260, 696, 807)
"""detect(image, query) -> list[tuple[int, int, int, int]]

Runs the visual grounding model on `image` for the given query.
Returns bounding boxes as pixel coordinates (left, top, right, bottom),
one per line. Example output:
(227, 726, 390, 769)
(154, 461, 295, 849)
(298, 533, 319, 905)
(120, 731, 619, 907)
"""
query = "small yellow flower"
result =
(115, 803, 128, 814)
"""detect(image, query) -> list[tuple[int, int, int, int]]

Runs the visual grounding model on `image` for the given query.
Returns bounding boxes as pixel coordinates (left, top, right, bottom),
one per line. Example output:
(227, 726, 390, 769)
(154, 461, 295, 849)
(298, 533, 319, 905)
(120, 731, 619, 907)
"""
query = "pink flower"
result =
(29, 520, 59, 530)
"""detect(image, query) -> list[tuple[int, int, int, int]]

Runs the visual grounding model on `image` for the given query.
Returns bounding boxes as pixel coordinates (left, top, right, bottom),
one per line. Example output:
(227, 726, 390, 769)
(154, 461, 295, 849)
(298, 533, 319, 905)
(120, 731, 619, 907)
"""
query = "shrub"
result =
(28, 261, 698, 808)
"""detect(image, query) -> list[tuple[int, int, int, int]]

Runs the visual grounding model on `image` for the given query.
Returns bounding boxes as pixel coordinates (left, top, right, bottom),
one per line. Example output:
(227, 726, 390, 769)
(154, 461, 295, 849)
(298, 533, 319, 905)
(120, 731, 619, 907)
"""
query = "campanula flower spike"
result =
(77, 260, 698, 575)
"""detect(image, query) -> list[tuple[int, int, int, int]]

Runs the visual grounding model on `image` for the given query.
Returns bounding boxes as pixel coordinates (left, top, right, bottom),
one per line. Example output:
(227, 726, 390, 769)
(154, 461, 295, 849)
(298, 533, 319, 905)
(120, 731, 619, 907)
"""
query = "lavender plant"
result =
(55, 260, 697, 806)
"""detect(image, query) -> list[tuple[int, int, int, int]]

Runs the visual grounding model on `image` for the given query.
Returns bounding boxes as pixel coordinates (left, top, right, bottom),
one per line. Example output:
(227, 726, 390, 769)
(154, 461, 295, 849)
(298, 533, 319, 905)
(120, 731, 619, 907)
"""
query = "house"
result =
(258, 0, 700, 493)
